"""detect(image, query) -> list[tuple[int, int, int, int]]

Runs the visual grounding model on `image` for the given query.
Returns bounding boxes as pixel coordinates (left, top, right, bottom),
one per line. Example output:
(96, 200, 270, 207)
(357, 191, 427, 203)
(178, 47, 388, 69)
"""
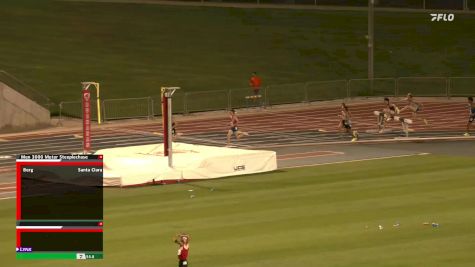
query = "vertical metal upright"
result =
(167, 95, 172, 167)
(161, 87, 180, 168)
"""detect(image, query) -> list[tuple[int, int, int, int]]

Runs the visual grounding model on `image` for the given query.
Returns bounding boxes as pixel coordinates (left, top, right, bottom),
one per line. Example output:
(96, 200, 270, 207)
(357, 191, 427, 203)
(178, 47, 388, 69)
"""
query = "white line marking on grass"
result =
(0, 191, 15, 196)
(280, 153, 430, 170)
(0, 196, 16, 201)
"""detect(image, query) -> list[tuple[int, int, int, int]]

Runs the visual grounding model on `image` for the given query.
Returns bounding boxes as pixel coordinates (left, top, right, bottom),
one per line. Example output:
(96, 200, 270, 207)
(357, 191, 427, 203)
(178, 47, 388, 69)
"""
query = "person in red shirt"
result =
(249, 72, 262, 95)
(174, 234, 190, 267)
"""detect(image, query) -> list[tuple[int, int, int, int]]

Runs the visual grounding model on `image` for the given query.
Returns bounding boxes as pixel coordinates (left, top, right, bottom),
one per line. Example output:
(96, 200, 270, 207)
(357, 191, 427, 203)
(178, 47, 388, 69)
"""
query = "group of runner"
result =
(173, 94, 474, 145)
(338, 94, 474, 140)
(341, 93, 429, 140)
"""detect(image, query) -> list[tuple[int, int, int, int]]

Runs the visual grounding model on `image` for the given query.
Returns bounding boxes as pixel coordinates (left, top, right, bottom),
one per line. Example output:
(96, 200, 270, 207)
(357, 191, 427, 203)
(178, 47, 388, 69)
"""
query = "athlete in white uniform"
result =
(399, 93, 429, 125)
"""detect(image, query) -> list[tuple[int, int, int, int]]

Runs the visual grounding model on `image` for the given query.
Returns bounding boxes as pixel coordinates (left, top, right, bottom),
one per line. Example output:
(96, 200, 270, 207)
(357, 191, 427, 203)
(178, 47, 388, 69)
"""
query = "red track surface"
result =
(2, 101, 468, 141)
(0, 100, 472, 198)
(104, 101, 469, 138)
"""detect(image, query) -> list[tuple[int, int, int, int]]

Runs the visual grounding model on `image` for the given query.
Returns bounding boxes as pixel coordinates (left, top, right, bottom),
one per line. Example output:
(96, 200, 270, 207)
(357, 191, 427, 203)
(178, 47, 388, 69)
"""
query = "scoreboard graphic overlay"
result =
(16, 154, 104, 260)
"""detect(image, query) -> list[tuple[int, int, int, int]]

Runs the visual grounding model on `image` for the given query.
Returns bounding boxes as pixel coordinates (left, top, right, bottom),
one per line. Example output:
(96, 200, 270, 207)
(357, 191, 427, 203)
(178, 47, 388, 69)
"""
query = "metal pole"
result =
(162, 92, 168, 157)
(368, 0, 374, 94)
(96, 83, 102, 124)
(167, 96, 173, 168)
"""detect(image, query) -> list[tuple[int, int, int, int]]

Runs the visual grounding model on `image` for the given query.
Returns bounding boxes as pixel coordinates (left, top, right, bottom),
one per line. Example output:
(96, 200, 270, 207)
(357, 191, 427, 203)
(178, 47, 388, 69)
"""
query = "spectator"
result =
(249, 72, 262, 95)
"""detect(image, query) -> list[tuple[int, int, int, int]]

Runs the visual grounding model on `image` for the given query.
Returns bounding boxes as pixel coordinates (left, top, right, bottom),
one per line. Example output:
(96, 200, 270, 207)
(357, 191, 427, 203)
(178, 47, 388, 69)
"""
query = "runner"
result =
(399, 93, 429, 125)
(174, 234, 190, 267)
(376, 97, 400, 133)
(171, 121, 181, 141)
(374, 97, 411, 136)
(465, 96, 475, 136)
(338, 103, 359, 141)
(227, 109, 249, 146)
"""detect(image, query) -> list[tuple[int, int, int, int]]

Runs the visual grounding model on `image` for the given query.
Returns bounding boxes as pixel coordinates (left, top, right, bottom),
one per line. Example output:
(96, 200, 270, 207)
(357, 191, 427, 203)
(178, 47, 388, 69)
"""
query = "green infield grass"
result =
(0, 0, 474, 103)
(1, 154, 474, 266)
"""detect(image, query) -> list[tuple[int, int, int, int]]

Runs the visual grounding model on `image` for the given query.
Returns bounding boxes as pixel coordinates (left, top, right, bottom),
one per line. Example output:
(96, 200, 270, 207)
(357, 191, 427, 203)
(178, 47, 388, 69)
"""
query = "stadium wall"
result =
(0, 82, 51, 132)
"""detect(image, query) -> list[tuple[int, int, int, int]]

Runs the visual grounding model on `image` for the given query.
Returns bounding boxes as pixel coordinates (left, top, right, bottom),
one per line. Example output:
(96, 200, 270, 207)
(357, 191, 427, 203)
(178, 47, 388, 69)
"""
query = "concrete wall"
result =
(0, 81, 50, 132)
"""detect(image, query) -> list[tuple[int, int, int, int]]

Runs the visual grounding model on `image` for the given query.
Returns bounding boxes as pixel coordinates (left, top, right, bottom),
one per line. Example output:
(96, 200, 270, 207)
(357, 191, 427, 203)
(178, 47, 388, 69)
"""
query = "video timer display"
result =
(16, 154, 104, 260)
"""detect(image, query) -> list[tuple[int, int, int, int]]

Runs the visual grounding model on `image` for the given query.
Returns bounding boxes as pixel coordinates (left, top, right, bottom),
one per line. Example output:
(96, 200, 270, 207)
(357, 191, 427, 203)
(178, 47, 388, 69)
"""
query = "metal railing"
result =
(448, 77, 475, 96)
(102, 97, 154, 121)
(57, 76, 475, 123)
(396, 76, 448, 97)
(348, 78, 396, 98)
(0, 70, 54, 110)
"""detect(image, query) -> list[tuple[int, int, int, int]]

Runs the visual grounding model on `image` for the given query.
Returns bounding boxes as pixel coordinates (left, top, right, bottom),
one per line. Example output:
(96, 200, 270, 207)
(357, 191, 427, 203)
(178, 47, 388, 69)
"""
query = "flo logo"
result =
(430, 13, 455, 22)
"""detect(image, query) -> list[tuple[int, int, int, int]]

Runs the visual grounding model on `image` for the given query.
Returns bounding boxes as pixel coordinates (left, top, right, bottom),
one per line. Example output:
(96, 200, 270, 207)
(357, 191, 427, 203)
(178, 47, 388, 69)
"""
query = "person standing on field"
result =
(174, 234, 190, 267)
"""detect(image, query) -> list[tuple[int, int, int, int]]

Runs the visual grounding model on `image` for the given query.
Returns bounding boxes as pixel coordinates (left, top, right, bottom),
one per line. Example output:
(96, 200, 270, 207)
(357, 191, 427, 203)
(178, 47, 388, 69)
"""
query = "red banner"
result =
(82, 89, 91, 153)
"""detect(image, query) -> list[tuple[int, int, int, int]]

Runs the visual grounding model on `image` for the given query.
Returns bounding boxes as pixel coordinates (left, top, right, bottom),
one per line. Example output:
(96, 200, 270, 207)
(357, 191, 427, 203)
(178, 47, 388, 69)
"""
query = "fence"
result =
(348, 78, 396, 97)
(103, 97, 154, 121)
(397, 77, 448, 96)
(57, 76, 475, 122)
(448, 77, 475, 96)
(59, 101, 99, 121)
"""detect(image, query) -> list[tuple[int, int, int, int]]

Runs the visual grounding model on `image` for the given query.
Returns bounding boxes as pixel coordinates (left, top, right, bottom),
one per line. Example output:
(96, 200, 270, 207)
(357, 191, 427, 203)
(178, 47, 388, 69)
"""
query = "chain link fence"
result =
(57, 76, 475, 124)
(305, 80, 348, 101)
(229, 87, 267, 109)
(396, 77, 448, 97)
(448, 77, 475, 96)
(266, 82, 307, 105)
(349, 78, 396, 97)
(184, 90, 230, 113)
(151, 91, 186, 116)
(103, 97, 153, 121)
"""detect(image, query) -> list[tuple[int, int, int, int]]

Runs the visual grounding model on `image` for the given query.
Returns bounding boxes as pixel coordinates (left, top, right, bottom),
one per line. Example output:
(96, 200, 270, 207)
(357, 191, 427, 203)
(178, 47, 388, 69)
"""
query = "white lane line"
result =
(0, 182, 15, 186)
(0, 196, 15, 201)
(0, 191, 15, 196)
(280, 153, 430, 170)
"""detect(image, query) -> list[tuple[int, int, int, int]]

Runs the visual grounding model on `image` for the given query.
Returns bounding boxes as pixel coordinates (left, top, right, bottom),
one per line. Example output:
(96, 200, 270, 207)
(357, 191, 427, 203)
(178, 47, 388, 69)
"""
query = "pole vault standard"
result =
(81, 82, 102, 124)
(161, 87, 180, 167)
(81, 82, 101, 154)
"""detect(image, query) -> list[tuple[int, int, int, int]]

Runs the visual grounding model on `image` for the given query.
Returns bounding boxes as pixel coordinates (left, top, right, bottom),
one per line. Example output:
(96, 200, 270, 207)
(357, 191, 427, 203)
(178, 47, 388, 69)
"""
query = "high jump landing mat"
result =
(96, 143, 277, 186)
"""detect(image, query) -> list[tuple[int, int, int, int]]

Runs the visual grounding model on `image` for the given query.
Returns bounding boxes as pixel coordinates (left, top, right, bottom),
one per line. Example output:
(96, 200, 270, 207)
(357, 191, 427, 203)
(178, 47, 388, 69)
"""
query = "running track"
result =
(0, 101, 473, 199)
